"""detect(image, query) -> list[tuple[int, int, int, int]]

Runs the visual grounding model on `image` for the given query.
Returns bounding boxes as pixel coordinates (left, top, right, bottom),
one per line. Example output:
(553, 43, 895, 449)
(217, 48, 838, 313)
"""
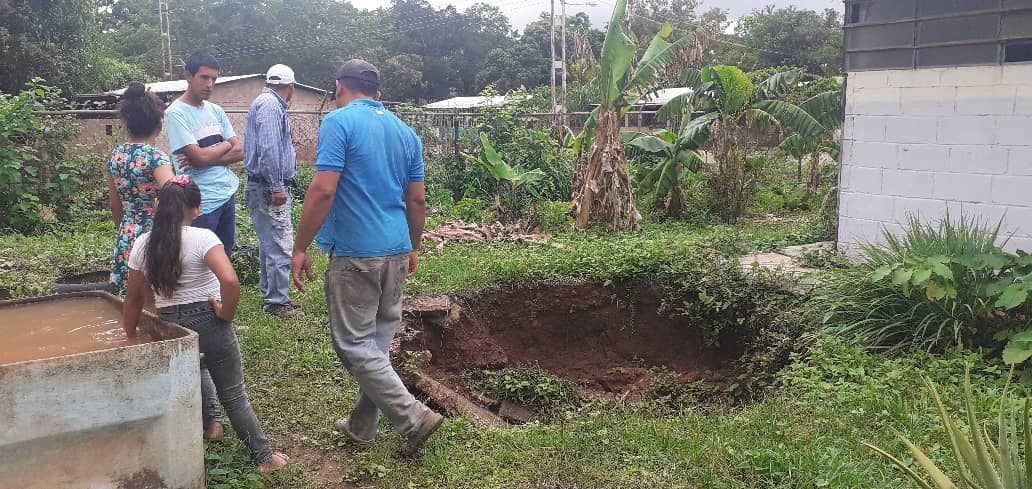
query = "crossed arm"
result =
(178, 136, 244, 170)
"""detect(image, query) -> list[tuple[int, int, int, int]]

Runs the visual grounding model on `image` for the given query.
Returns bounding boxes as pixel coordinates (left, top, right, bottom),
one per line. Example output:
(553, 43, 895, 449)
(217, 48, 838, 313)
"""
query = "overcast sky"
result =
(348, 0, 841, 31)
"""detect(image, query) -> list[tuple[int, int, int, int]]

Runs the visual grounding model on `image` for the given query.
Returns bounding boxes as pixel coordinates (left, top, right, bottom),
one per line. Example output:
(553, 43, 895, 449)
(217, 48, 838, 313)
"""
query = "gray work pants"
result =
(325, 253, 426, 440)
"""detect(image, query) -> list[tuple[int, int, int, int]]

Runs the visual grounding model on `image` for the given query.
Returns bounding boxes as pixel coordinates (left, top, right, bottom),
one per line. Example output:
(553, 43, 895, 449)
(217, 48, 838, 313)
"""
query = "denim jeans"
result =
(190, 196, 235, 425)
(244, 181, 293, 306)
(191, 196, 236, 259)
(158, 301, 272, 464)
(325, 253, 426, 440)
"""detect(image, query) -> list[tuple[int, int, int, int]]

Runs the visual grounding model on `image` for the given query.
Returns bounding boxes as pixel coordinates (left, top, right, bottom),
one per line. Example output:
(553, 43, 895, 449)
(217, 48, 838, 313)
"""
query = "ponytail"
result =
(146, 177, 201, 297)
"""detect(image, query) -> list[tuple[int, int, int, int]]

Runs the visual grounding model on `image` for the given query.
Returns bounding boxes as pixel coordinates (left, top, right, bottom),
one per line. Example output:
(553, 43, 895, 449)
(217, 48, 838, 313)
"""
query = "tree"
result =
(0, 0, 95, 94)
(477, 12, 604, 93)
(712, 7, 843, 74)
(570, 0, 692, 231)
(658, 66, 842, 222)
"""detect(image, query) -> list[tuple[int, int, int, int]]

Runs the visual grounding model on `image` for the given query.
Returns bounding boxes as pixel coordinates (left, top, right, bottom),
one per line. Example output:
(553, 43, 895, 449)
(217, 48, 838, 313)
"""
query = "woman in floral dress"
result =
(105, 82, 226, 442)
(106, 82, 174, 289)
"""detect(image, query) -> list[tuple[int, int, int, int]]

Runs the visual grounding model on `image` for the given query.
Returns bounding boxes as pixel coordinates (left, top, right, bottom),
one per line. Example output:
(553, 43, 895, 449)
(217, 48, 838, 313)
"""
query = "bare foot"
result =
(203, 421, 224, 443)
(257, 451, 289, 475)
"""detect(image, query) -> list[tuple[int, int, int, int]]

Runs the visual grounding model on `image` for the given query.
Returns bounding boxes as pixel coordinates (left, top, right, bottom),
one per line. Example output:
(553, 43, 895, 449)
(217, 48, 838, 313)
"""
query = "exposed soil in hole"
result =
(395, 283, 742, 420)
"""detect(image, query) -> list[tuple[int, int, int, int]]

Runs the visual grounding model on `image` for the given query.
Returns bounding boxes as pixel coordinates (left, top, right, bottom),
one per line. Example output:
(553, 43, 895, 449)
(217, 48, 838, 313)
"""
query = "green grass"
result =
(1, 199, 1018, 489)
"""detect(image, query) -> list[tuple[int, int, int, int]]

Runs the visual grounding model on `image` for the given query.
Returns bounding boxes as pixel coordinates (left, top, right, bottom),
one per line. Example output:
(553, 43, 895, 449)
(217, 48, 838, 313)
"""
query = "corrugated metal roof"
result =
(638, 87, 693, 106)
(106, 74, 326, 96)
(424, 95, 511, 110)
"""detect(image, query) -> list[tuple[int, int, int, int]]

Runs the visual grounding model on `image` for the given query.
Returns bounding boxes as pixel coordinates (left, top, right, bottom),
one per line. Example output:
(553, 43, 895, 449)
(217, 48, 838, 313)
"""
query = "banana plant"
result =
(465, 133, 546, 223)
(623, 129, 704, 217)
(778, 89, 844, 200)
(657, 65, 843, 223)
(866, 369, 1032, 489)
(570, 0, 694, 231)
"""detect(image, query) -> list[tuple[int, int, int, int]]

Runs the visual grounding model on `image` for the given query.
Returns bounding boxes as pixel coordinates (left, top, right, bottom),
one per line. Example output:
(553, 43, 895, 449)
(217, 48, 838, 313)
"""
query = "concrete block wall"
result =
(838, 64, 1032, 254)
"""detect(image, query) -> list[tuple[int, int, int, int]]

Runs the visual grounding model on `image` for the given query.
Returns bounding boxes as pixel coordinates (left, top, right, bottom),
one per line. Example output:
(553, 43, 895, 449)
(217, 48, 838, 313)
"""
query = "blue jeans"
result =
(192, 196, 236, 260)
(244, 181, 293, 306)
(158, 301, 273, 464)
(325, 253, 426, 440)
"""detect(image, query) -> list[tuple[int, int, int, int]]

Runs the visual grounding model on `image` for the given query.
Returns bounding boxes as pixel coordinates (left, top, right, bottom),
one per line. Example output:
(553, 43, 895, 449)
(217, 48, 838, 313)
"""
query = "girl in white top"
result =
(121, 174, 288, 474)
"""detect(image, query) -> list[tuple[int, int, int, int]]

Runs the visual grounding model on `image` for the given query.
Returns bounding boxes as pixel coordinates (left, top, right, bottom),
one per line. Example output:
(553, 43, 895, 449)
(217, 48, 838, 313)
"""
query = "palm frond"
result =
(752, 99, 826, 140)
(679, 68, 702, 89)
(627, 33, 694, 94)
(598, 0, 637, 108)
(755, 70, 801, 99)
(679, 112, 718, 148)
(656, 91, 694, 121)
(800, 90, 845, 131)
(744, 107, 781, 135)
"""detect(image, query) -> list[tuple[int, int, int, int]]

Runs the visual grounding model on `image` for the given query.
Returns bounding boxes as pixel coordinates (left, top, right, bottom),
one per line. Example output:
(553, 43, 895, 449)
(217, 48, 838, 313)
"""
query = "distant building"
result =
(76, 74, 331, 164)
(839, 0, 1032, 253)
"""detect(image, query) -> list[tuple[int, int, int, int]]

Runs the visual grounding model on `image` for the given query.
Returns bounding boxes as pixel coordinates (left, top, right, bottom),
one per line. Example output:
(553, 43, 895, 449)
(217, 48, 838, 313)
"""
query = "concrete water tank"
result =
(0, 292, 204, 489)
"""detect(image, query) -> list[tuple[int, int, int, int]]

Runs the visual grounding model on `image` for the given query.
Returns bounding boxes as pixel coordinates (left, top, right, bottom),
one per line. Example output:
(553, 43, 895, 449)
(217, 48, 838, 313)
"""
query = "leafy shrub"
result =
(794, 246, 849, 269)
(0, 79, 85, 233)
(661, 258, 819, 399)
(471, 365, 583, 414)
(424, 95, 575, 223)
(646, 368, 723, 409)
(532, 201, 574, 234)
(821, 214, 1032, 353)
(463, 133, 547, 224)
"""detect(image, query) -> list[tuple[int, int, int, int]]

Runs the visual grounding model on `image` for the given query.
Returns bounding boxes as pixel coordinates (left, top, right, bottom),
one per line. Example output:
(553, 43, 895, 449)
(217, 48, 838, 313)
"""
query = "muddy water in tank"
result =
(0, 293, 204, 489)
(0, 297, 147, 364)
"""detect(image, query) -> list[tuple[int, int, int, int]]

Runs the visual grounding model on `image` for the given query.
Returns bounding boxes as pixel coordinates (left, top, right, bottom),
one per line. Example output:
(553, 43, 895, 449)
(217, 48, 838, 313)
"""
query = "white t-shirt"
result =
(128, 226, 224, 308)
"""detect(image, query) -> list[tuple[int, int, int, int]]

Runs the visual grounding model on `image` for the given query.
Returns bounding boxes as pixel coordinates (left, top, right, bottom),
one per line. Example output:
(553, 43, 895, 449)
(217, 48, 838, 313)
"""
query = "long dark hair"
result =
(119, 82, 165, 138)
(145, 179, 201, 297)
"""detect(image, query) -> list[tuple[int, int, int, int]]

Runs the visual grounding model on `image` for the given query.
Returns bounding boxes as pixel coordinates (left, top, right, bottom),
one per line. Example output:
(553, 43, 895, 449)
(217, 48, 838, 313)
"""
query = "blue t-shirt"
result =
(164, 99, 240, 214)
(314, 99, 424, 257)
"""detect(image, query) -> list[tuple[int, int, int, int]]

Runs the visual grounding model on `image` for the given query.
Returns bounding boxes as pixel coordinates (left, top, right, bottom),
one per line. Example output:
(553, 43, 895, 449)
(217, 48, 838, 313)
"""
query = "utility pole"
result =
(549, 0, 557, 118)
(158, 0, 174, 81)
(560, 0, 568, 124)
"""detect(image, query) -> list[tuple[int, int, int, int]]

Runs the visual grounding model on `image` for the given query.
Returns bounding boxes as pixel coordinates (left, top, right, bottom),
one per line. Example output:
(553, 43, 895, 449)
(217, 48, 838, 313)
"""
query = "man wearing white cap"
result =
(243, 64, 301, 317)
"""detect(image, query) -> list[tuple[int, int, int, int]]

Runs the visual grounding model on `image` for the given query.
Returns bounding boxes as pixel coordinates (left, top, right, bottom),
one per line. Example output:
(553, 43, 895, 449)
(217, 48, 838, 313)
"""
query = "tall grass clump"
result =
(820, 213, 1032, 353)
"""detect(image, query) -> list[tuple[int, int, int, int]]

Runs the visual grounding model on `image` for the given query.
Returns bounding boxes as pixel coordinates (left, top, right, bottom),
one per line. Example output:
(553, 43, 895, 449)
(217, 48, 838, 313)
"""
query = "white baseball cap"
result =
(266, 64, 295, 85)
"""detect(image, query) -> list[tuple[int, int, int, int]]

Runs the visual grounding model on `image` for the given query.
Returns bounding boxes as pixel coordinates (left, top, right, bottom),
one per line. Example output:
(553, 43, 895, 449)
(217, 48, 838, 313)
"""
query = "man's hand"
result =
(270, 191, 288, 206)
(407, 250, 419, 277)
(291, 249, 314, 293)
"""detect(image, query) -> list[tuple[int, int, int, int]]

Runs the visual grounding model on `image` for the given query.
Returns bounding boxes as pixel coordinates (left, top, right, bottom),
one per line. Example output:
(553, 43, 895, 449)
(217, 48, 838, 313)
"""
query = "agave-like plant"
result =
(865, 369, 1032, 489)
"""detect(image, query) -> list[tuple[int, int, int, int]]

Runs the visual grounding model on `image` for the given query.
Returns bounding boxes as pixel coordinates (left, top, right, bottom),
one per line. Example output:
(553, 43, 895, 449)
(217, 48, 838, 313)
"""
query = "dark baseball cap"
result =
(336, 59, 380, 84)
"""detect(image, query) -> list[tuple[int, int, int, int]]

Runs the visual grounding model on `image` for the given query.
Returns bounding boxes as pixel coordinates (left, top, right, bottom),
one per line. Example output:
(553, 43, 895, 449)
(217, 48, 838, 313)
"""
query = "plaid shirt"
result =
(243, 88, 296, 192)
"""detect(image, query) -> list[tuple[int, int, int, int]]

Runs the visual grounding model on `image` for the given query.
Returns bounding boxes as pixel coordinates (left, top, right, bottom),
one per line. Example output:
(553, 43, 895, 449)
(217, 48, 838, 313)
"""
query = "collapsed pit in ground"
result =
(395, 283, 743, 420)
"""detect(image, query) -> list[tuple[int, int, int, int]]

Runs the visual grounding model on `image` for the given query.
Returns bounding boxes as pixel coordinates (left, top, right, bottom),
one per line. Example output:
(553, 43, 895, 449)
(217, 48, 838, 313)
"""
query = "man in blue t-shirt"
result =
(291, 59, 442, 455)
(164, 53, 243, 257)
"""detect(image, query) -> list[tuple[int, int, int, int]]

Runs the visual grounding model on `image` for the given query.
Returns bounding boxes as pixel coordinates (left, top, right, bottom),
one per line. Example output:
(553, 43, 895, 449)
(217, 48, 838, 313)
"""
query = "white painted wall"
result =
(838, 64, 1032, 254)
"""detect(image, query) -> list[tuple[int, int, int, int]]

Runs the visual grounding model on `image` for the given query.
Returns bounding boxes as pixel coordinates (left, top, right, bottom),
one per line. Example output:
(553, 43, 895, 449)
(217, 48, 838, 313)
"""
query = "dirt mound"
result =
(397, 283, 740, 405)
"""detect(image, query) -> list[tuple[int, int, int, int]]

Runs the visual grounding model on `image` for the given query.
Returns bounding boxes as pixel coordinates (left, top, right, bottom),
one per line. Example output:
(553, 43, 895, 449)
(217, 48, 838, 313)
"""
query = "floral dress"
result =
(107, 143, 173, 288)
